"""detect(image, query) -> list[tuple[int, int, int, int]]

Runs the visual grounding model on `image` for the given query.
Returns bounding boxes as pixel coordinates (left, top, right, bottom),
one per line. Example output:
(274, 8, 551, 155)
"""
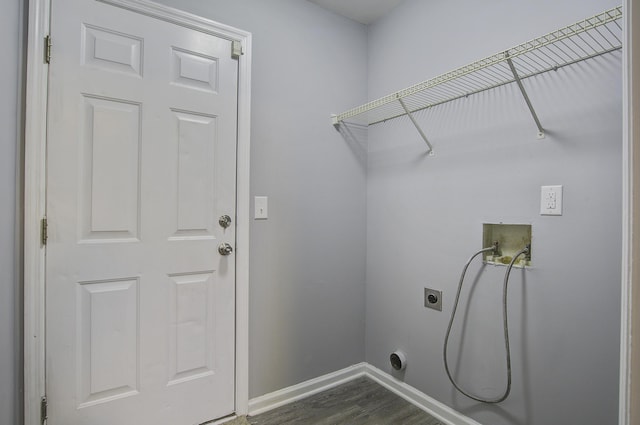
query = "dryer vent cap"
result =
(390, 351, 407, 371)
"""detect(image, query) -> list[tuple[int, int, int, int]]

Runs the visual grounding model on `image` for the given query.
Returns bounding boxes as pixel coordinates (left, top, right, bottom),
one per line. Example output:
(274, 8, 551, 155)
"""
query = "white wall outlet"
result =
(254, 196, 268, 220)
(540, 185, 563, 216)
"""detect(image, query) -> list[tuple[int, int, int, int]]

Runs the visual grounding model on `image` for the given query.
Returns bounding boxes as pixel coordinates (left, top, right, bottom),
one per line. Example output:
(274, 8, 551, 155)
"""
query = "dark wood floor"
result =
(247, 376, 445, 425)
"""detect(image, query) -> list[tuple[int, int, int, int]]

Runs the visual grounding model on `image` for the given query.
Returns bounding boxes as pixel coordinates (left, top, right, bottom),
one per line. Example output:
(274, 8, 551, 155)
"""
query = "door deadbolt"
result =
(219, 215, 232, 228)
(218, 243, 233, 256)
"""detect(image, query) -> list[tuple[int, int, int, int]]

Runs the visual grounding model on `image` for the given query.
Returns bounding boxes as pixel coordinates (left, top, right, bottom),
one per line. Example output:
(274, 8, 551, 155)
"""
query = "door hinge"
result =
(44, 35, 52, 64)
(40, 217, 48, 246)
(231, 40, 243, 60)
(40, 396, 48, 424)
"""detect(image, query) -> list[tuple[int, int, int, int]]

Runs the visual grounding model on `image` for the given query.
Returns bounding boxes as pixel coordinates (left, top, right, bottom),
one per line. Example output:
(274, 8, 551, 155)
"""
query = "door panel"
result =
(81, 95, 141, 241)
(171, 110, 217, 238)
(77, 277, 139, 407)
(46, 1, 238, 424)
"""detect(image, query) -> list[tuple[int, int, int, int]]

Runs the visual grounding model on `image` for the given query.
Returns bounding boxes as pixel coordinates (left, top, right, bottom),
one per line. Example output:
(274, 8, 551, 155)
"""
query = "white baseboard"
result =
(364, 364, 483, 425)
(247, 362, 482, 425)
(247, 363, 367, 416)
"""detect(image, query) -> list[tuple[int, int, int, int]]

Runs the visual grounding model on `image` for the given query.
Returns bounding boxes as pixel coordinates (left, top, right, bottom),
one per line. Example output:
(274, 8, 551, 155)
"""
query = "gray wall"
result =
(365, 1, 622, 425)
(1, 0, 23, 425)
(153, 0, 369, 399)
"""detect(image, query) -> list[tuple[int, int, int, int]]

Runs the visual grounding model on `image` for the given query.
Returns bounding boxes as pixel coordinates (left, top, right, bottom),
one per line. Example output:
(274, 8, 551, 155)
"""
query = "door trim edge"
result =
(621, 1, 638, 424)
(24, 0, 49, 424)
(23, 1, 252, 423)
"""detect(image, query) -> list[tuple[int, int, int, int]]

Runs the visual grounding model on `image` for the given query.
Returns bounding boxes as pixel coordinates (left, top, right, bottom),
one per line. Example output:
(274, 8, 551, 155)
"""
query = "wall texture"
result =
(153, 0, 369, 399)
(1, 1, 23, 425)
(365, 1, 622, 425)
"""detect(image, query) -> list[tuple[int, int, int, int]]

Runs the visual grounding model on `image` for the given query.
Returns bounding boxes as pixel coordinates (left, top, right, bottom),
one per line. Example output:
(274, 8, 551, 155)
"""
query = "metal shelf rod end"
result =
(331, 114, 340, 128)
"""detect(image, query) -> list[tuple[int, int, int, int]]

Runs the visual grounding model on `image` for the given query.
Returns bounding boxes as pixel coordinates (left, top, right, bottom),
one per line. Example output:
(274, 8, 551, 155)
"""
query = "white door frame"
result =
(620, 1, 639, 424)
(23, 1, 251, 424)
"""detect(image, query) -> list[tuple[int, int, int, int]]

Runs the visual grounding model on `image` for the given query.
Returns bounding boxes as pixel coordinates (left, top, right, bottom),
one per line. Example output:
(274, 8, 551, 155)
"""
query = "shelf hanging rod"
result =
(505, 53, 545, 139)
(397, 97, 434, 154)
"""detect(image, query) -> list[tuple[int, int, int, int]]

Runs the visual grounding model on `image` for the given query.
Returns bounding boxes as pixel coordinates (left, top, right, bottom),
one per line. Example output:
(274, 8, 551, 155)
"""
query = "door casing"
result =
(620, 1, 639, 424)
(23, 1, 252, 424)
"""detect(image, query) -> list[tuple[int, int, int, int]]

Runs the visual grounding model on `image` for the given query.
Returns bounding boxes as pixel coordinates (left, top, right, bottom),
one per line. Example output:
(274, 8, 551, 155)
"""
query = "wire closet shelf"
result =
(331, 6, 622, 151)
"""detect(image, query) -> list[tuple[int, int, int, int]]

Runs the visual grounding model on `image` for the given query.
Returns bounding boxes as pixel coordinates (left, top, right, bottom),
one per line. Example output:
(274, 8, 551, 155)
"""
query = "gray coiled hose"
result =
(443, 245, 529, 403)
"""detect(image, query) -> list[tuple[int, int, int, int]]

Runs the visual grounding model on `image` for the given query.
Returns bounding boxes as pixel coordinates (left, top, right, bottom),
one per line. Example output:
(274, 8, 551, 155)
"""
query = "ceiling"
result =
(307, 0, 404, 25)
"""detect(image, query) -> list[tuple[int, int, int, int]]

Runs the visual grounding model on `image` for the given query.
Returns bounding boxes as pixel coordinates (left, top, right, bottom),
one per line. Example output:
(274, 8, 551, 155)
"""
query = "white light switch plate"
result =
(540, 185, 562, 216)
(254, 196, 268, 220)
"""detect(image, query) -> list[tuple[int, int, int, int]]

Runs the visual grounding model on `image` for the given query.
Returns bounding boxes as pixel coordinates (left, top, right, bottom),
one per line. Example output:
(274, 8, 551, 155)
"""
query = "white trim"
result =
(97, 0, 249, 42)
(14, 0, 27, 423)
(247, 363, 368, 416)
(620, 1, 636, 424)
(247, 363, 483, 425)
(364, 364, 483, 425)
(234, 19, 252, 419)
(24, 1, 49, 424)
(23, 0, 252, 423)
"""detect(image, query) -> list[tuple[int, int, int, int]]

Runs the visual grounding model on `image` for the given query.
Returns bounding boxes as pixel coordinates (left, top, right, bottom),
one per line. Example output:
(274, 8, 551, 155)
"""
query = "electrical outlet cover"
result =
(540, 185, 563, 216)
(424, 288, 442, 311)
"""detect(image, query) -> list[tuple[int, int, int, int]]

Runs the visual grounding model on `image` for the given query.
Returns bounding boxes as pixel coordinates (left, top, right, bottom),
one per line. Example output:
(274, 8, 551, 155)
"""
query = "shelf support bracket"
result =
(397, 97, 434, 155)
(505, 53, 545, 139)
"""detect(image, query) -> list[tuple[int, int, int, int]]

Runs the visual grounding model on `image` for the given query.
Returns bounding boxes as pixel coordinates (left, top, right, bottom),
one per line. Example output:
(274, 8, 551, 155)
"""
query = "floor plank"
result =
(248, 376, 445, 425)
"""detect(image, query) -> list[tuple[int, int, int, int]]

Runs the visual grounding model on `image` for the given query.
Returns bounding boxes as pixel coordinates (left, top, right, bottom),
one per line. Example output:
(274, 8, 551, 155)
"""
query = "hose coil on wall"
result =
(443, 245, 529, 403)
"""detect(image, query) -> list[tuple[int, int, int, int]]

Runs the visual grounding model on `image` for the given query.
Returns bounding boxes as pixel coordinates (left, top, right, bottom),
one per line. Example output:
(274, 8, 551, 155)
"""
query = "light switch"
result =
(540, 185, 562, 216)
(254, 196, 268, 220)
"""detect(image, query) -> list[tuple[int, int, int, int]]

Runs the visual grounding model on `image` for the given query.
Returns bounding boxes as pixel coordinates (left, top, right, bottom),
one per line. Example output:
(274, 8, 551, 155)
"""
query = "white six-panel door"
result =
(46, 0, 238, 423)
